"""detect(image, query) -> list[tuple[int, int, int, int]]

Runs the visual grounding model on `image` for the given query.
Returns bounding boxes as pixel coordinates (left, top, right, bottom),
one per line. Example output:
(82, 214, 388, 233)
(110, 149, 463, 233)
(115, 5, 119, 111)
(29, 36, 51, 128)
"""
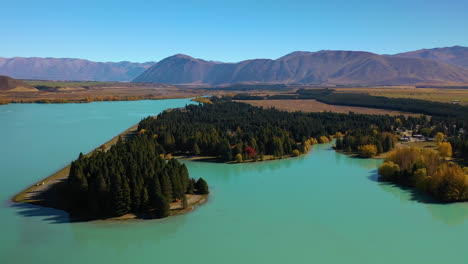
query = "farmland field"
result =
(236, 99, 420, 116)
(334, 87, 468, 105)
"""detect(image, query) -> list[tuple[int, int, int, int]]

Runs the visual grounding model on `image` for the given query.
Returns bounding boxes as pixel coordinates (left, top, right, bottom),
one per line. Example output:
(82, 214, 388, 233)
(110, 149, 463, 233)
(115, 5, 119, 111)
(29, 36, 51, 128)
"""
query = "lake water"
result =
(1, 99, 468, 264)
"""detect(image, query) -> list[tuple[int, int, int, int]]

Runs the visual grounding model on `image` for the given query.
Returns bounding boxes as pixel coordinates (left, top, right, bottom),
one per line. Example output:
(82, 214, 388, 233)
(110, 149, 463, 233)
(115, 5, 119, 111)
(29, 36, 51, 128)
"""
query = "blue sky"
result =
(2, 0, 467, 62)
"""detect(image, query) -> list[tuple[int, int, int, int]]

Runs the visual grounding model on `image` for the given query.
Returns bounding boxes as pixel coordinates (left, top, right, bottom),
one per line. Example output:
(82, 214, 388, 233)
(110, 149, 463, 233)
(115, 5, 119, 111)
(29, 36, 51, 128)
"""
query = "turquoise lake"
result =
(1, 99, 468, 264)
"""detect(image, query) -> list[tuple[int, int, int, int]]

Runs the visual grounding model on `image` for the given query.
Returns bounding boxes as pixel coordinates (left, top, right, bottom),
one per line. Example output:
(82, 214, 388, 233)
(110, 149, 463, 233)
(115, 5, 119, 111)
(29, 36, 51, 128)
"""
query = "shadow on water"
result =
(10, 179, 73, 224)
(369, 170, 468, 226)
(11, 203, 70, 224)
(11, 179, 201, 225)
(367, 169, 380, 182)
(368, 170, 440, 204)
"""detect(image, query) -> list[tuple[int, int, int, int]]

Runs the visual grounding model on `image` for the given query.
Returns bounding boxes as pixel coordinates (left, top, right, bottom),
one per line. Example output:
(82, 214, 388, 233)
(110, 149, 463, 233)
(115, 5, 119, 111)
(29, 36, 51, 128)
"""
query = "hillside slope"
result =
(0, 75, 37, 91)
(394, 46, 468, 68)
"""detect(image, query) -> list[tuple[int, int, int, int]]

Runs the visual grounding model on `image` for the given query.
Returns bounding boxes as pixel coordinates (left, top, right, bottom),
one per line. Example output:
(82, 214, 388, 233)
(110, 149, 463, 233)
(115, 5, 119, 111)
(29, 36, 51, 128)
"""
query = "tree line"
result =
(228, 88, 468, 119)
(138, 101, 408, 162)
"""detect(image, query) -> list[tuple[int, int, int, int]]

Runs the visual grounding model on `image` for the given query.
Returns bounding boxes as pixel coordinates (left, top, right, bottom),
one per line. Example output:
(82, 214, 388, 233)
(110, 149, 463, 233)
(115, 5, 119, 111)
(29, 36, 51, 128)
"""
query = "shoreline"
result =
(0, 95, 195, 105)
(12, 107, 327, 222)
(12, 122, 140, 204)
(11, 114, 212, 222)
(334, 148, 390, 160)
(102, 194, 209, 222)
(174, 150, 323, 165)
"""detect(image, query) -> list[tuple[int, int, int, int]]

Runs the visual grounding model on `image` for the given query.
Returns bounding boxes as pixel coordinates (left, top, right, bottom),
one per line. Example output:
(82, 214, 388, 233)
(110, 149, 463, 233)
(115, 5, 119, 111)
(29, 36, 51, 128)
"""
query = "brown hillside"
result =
(0, 76, 36, 91)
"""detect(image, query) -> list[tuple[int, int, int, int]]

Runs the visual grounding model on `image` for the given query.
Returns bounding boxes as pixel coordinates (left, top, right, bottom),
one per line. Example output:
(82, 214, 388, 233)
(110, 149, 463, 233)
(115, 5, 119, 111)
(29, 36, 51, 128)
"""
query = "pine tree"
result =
(195, 178, 209, 194)
(122, 178, 132, 212)
(141, 187, 150, 211)
(152, 193, 169, 218)
(187, 179, 195, 194)
(222, 140, 233, 161)
(159, 171, 173, 202)
(192, 143, 201, 155)
(384, 136, 393, 152)
(110, 184, 128, 216)
(376, 141, 384, 154)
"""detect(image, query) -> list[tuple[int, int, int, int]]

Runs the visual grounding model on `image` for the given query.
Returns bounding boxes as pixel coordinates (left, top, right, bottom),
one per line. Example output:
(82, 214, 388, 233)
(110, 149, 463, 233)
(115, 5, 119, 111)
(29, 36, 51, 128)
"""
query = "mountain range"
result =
(0, 57, 155, 81)
(394, 46, 468, 68)
(1, 46, 467, 85)
(134, 46, 468, 85)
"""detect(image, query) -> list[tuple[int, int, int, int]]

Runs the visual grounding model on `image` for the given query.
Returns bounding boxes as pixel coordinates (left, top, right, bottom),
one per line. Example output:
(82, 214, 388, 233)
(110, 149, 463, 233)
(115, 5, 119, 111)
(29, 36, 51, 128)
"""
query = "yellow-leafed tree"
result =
(358, 144, 378, 158)
(435, 132, 445, 145)
(438, 142, 453, 158)
(235, 153, 243, 163)
(378, 161, 400, 180)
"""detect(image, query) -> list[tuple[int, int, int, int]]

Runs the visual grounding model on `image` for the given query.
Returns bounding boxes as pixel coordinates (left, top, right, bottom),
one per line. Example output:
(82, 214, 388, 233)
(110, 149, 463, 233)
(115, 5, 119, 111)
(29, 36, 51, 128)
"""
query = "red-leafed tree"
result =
(244, 146, 257, 158)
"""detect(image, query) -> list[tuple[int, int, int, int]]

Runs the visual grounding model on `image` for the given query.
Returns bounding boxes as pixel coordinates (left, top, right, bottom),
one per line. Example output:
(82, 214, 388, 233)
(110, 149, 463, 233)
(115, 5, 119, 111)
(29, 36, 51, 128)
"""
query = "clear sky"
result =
(2, 0, 467, 63)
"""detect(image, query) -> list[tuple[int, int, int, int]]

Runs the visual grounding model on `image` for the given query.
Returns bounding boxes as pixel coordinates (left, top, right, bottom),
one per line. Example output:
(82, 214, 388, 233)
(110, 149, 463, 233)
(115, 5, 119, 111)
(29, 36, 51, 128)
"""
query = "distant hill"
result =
(0, 75, 36, 91)
(133, 50, 468, 85)
(0, 57, 156, 81)
(394, 46, 468, 68)
(3, 46, 468, 84)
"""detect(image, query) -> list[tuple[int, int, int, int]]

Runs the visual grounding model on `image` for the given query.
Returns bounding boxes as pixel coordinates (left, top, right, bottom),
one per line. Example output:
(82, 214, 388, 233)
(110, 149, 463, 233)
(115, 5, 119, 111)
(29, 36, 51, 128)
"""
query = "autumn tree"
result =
(435, 132, 445, 145)
(244, 146, 257, 159)
(438, 142, 453, 158)
(378, 161, 400, 181)
(235, 153, 243, 163)
(358, 144, 377, 158)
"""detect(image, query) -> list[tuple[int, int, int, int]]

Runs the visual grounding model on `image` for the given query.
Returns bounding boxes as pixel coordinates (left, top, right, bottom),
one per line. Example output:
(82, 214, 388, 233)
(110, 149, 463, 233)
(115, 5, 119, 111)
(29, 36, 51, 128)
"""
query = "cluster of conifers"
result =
(67, 136, 208, 219)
